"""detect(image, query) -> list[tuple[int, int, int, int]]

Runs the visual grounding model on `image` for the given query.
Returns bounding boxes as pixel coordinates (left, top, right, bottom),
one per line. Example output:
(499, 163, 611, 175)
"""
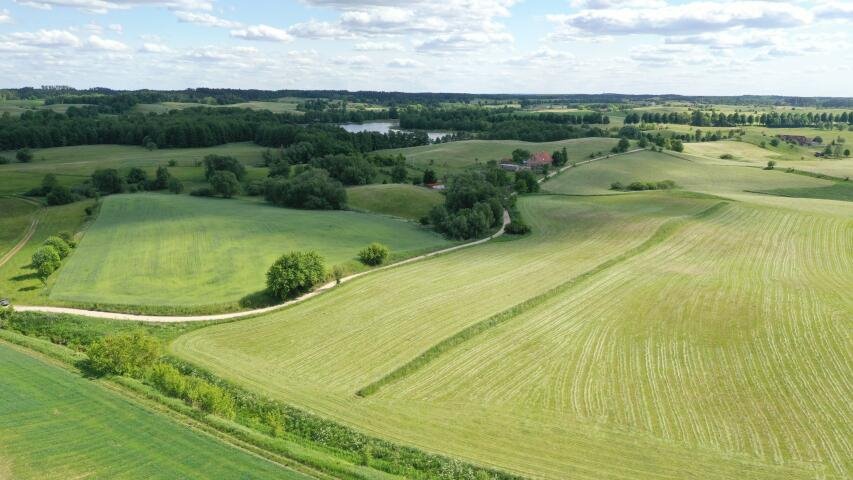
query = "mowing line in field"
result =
(355, 201, 730, 397)
(0, 218, 39, 269)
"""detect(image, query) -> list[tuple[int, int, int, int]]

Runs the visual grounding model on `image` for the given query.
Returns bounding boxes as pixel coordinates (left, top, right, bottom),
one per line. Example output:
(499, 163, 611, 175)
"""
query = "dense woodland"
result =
(625, 110, 853, 128)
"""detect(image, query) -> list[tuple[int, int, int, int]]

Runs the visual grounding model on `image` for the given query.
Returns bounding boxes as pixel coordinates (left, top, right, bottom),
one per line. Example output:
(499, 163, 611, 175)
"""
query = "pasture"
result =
(133, 100, 301, 114)
(0, 342, 309, 480)
(378, 137, 619, 176)
(346, 184, 444, 220)
(49, 193, 451, 308)
(0, 197, 39, 258)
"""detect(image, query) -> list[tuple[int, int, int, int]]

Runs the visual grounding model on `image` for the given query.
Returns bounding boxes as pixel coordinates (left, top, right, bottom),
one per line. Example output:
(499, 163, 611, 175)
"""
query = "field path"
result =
(14, 210, 510, 323)
(0, 218, 39, 270)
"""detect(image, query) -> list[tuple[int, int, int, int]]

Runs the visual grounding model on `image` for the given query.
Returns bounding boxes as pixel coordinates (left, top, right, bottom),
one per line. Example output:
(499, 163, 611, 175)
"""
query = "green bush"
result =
(720, 153, 734, 159)
(358, 243, 390, 266)
(266, 251, 326, 300)
(185, 377, 236, 419)
(203, 154, 246, 181)
(43, 236, 71, 258)
(46, 186, 79, 206)
(168, 177, 184, 194)
(57, 231, 76, 248)
(148, 362, 187, 398)
(87, 332, 161, 377)
(16, 148, 33, 163)
(610, 181, 624, 190)
(209, 170, 240, 198)
(31, 246, 61, 280)
(504, 220, 531, 235)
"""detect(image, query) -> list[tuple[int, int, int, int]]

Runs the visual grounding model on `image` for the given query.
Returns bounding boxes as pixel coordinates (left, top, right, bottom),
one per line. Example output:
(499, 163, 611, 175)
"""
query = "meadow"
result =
(0, 197, 39, 258)
(133, 100, 302, 114)
(0, 341, 312, 480)
(346, 184, 444, 221)
(171, 152, 852, 479)
(48, 193, 452, 308)
(377, 137, 619, 176)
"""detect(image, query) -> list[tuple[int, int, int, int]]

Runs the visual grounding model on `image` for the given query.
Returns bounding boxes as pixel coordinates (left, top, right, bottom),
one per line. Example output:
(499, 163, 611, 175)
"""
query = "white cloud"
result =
(0, 9, 11, 23)
(109, 23, 123, 33)
(174, 11, 241, 28)
(87, 34, 129, 50)
(387, 58, 424, 68)
(13, 0, 213, 14)
(287, 20, 353, 39)
(354, 41, 403, 51)
(503, 46, 576, 66)
(813, 1, 853, 20)
(230, 24, 293, 42)
(549, 1, 812, 36)
(139, 42, 171, 53)
(7, 29, 82, 48)
(665, 31, 778, 49)
(571, 0, 666, 8)
(416, 31, 512, 53)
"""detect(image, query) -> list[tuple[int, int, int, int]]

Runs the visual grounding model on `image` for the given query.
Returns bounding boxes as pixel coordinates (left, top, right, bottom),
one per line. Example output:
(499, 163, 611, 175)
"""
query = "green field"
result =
(133, 100, 301, 114)
(48, 193, 452, 308)
(347, 184, 444, 220)
(378, 137, 619, 176)
(0, 197, 39, 257)
(0, 143, 269, 196)
(0, 341, 310, 480)
(171, 149, 853, 479)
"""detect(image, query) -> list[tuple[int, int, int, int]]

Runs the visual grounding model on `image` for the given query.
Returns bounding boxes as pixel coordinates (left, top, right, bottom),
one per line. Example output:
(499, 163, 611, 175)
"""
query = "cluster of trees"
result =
(610, 180, 677, 191)
(264, 168, 347, 210)
(90, 165, 182, 196)
(30, 233, 75, 281)
(625, 110, 853, 128)
(427, 172, 505, 240)
(266, 251, 326, 300)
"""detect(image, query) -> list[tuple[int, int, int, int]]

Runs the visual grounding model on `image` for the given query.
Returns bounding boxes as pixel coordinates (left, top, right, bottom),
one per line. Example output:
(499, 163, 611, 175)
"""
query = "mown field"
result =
(0, 143, 269, 196)
(347, 184, 444, 221)
(0, 341, 310, 480)
(48, 193, 452, 308)
(172, 150, 853, 479)
(378, 137, 619, 176)
(0, 197, 39, 258)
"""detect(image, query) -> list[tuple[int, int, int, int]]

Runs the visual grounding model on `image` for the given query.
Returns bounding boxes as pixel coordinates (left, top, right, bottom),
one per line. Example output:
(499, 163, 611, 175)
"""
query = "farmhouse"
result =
(526, 152, 553, 169)
(500, 162, 524, 172)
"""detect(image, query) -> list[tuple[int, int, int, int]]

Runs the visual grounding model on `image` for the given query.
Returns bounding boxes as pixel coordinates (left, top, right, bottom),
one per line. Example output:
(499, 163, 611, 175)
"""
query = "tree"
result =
(41, 173, 59, 194)
(153, 166, 171, 190)
(612, 137, 630, 153)
(390, 163, 408, 183)
(209, 170, 240, 198)
(167, 177, 184, 194)
(265, 168, 347, 210)
(766, 160, 777, 170)
(266, 251, 326, 300)
(511, 148, 530, 164)
(31, 245, 61, 280)
(551, 147, 568, 167)
(358, 243, 390, 266)
(16, 148, 33, 163)
(43, 236, 71, 258)
(92, 168, 124, 194)
(126, 167, 147, 184)
(87, 333, 161, 377)
(514, 170, 539, 194)
(203, 155, 247, 181)
(422, 168, 437, 185)
(669, 139, 684, 152)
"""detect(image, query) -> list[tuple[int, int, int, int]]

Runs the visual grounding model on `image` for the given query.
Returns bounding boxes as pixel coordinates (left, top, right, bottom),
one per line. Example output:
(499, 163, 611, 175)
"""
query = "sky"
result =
(0, 0, 851, 95)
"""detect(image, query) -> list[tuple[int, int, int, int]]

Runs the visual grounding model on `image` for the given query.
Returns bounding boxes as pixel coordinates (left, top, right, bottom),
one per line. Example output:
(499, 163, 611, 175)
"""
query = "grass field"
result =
(0, 197, 39, 257)
(171, 149, 853, 479)
(347, 184, 444, 220)
(542, 149, 838, 197)
(133, 101, 301, 114)
(378, 137, 619, 176)
(48, 193, 452, 308)
(0, 341, 310, 480)
(0, 143, 269, 196)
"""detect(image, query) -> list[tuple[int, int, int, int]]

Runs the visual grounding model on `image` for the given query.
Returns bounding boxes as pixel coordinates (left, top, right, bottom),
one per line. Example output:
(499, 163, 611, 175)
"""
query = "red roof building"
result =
(526, 151, 553, 168)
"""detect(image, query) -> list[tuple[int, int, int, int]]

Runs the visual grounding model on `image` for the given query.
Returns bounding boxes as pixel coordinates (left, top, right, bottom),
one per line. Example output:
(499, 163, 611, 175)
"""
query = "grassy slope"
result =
(542, 149, 836, 197)
(377, 137, 619, 176)
(0, 342, 310, 480)
(0, 197, 39, 257)
(685, 140, 853, 178)
(133, 101, 301, 114)
(347, 184, 444, 221)
(49, 193, 451, 307)
(0, 201, 94, 305)
(0, 143, 268, 196)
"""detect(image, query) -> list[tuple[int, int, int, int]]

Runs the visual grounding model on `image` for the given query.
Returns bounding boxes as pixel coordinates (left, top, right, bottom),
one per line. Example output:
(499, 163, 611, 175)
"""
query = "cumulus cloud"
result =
(812, 1, 853, 20)
(665, 31, 779, 49)
(14, 0, 212, 14)
(109, 23, 123, 33)
(416, 31, 512, 53)
(7, 29, 82, 48)
(287, 20, 353, 39)
(570, 0, 666, 7)
(503, 46, 576, 66)
(386, 58, 424, 68)
(0, 9, 11, 23)
(174, 11, 241, 28)
(230, 24, 293, 42)
(139, 42, 171, 53)
(354, 41, 404, 51)
(87, 33, 129, 50)
(549, 1, 812, 36)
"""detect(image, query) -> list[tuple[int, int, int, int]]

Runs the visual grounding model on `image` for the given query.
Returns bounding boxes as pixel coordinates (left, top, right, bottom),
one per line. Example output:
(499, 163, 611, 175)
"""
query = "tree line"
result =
(625, 110, 853, 128)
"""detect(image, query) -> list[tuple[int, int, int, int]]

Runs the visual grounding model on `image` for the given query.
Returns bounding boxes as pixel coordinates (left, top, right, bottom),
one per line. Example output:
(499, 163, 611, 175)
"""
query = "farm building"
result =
(500, 162, 524, 172)
(526, 152, 553, 169)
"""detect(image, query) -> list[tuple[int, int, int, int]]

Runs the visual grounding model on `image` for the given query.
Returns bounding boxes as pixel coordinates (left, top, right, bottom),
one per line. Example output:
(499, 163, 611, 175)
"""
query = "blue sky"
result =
(0, 0, 851, 95)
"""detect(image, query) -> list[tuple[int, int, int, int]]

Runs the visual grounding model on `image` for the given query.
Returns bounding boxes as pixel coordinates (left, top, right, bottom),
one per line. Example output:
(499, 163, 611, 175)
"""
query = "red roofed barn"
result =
(526, 151, 553, 169)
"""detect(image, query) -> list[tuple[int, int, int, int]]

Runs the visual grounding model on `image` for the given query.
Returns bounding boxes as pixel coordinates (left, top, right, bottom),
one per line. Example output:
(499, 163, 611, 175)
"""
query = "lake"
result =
(338, 121, 449, 141)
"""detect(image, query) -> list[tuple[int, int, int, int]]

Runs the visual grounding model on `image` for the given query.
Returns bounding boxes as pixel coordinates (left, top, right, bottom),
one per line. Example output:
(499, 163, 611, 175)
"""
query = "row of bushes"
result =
(610, 180, 677, 191)
(30, 233, 76, 281)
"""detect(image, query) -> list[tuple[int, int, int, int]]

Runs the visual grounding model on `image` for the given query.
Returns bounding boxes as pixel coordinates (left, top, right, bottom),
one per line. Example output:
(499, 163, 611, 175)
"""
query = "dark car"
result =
(0, 298, 9, 307)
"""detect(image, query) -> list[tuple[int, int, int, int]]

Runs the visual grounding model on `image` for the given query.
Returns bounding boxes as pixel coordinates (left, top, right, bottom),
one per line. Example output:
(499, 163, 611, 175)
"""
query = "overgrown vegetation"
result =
(266, 251, 326, 300)
(610, 180, 677, 191)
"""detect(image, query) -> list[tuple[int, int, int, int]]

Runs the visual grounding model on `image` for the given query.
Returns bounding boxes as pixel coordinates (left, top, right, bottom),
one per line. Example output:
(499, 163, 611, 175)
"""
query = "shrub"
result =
(190, 187, 213, 197)
(627, 182, 648, 191)
(43, 236, 71, 259)
(167, 177, 184, 194)
(167, 159, 177, 167)
(31, 246, 61, 280)
(390, 163, 408, 183)
(265, 168, 346, 210)
(422, 168, 437, 184)
(16, 148, 33, 163)
(720, 153, 734, 159)
(87, 333, 161, 377)
(769, 138, 780, 147)
(669, 139, 684, 152)
(126, 167, 147, 184)
(514, 170, 539, 194)
(504, 220, 531, 235)
(611, 137, 630, 153)
(766, 160, 777, 170)
(92, 168, 124, 194)
(57, 231, 77, 248)
(610, 181, 624, 190)
(209, 170, 241, 198)
(46, 185, 79, 206)
(310, 154, 377, 185)
(656, 179, 677, 190)
(153, 166, 171, 190)
(0, 155, 10, 165)
(185, 377, 236, 419)
(266, 251, 326, 300)
(147, 362, 187, 398)
(358, 243, 390, 266)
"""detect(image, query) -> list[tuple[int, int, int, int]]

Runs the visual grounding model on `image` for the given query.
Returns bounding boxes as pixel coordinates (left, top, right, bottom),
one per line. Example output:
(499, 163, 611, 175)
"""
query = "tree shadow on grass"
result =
(10, 272, 39, 282)
(238, 289, 279, 309)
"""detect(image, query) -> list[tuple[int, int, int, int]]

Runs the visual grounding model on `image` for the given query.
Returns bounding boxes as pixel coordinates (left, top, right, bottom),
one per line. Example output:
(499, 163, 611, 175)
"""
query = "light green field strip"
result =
(49, 193, 452, 307)
(377, 137, 619, 174)
(346, 184, 444, 221)
(685, 141, 853, 178)
(0, 197, 40, 260)
(0, 342, 313, 480)
(542, 149, 836, 197)
(383, 201, 852, 479)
